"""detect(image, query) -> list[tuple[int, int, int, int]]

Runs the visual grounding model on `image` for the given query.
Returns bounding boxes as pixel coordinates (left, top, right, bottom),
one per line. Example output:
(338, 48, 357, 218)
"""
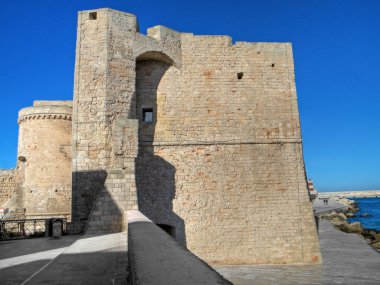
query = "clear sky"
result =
(0, 0, 379, 192)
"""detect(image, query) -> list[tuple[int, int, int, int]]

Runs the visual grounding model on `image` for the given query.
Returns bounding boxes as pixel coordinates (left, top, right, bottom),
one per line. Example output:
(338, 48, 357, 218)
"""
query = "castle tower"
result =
(17, 101, 72, 219)
(72, 8, 321, 265)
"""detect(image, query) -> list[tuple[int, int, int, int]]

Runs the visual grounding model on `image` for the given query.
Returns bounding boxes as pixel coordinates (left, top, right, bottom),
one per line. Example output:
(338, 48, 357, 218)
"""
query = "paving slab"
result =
(0, 232, 128, 285)
(215, 220, 380, 285)
(0, 235, 79, 285)
(313, 198, 346, 215)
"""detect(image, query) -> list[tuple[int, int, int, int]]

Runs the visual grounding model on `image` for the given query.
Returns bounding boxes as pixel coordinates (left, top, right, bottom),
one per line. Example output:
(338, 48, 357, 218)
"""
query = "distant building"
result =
(308, 179, 318, 201)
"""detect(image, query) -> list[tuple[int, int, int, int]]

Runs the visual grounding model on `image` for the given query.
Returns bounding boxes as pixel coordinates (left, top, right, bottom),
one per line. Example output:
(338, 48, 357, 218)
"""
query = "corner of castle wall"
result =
(78, 8, 138, 33)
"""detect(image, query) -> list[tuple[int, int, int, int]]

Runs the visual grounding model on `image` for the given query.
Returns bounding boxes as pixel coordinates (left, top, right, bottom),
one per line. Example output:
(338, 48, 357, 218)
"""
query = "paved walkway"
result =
(0, 232, 128, 285)
(313, 198, 346, 215)
(0, 235, 78, 284)
(2, 203, 379, 285)
(215, 220, 380, 284)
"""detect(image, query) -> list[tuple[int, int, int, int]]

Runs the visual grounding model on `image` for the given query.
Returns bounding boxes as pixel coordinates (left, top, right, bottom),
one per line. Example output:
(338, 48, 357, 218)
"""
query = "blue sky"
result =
(0, 0, 379, 192)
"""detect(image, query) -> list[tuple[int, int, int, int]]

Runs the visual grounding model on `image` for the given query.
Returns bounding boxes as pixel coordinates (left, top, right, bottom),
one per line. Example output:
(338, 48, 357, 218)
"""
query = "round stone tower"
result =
(17, 101, 72, 219)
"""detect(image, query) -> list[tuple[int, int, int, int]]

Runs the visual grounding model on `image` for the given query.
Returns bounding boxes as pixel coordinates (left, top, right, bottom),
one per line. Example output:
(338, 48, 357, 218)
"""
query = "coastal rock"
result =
(322, 213, 332, 220)
(346, 213, 355, 218)
(375, 233, 380, 242)
(372, 242, 380, 249)
(331, 213, 346, 223)
(338, 198, 356, 206)
(348, 205, 359, 212)
(332, 221, 349, 232)
(338, 213, 347, 220)
(333, 221, 363, 234)
(347, 222, 363, 234)
(331, 217, 341, 223)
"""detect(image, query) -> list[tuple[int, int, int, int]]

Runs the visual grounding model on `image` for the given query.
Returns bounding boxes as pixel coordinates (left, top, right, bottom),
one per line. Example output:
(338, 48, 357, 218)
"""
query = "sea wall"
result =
(322, 191, 380, 198)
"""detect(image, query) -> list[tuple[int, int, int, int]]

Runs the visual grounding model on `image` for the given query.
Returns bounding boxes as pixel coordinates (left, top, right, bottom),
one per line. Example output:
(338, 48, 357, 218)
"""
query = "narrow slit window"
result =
(89, 12, 97, 20)
(143, 108, 153, 122)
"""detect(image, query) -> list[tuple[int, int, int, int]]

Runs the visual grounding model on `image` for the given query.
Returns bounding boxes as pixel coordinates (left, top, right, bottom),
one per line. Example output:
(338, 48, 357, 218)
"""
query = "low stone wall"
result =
(127, 210, 232, 285)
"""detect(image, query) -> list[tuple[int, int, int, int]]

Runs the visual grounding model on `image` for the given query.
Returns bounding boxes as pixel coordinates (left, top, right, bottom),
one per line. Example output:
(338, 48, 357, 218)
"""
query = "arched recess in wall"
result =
(135, 51, 179, 143)
(135, 51, 186, 245)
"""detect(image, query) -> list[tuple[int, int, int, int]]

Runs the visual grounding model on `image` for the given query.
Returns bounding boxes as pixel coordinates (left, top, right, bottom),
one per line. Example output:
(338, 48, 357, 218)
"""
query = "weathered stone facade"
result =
(70, 8, 321, 264)
(0, 101, 72, 219)
(0, 170, 19, 215)
(0, 8, 321, 265)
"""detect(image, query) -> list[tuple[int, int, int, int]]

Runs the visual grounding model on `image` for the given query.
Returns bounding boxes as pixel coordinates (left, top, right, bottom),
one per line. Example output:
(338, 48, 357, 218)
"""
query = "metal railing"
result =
(0, 218, 67, 239)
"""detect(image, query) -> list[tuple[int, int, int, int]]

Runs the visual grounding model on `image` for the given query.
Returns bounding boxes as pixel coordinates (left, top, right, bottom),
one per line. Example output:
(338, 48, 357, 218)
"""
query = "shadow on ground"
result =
(0, 232, 128, 285)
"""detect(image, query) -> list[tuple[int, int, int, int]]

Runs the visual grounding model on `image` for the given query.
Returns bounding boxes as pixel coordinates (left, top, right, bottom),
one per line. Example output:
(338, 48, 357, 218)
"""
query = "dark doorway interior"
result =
(157, 224, 176, 238)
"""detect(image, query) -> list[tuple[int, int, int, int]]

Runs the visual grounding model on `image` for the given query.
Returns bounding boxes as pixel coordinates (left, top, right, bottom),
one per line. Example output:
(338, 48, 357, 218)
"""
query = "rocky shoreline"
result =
(320, 197, 380, 253)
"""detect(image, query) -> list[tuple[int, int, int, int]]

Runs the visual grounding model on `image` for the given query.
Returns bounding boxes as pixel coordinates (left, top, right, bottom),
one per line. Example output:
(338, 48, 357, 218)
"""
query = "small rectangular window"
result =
(143, 108, 153, 122)
(89, 12, 97, 20)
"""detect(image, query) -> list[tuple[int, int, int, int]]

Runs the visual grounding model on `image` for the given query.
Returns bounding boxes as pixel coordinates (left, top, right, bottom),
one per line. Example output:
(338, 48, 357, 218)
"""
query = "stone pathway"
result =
(0, 232, 128, 285)
(2, 203, 379, 285)
(0, 235, 79, 285)
(215, 220, 380, 285)
(313, 198, 346, 215)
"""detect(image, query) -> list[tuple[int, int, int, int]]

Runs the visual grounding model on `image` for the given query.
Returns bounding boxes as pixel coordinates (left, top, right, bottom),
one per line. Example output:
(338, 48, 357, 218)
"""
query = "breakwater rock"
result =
(321, 206, 380, 253)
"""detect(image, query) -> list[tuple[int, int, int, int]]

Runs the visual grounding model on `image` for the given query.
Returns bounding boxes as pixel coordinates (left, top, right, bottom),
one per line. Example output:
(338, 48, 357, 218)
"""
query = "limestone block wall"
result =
(0, 170, 18, 215)
(72, 8, 320, 264)
(137, 144, 319, 264)
(17, 101, 72, 219)
(133, 32, 320, 264)
(71, 8, 181, 231)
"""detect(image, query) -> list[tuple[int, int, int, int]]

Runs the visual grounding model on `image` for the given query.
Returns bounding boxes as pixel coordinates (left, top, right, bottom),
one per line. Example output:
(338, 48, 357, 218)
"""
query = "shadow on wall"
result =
(71, 170, 122, 233)
(135, 151, 186, 246)
(135, 59, 170, 143)
(134, 58, 186, 246)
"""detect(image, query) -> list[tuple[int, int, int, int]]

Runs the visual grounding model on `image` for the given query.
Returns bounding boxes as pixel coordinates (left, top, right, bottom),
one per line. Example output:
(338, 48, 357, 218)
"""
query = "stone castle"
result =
(0, 8, 321, 265)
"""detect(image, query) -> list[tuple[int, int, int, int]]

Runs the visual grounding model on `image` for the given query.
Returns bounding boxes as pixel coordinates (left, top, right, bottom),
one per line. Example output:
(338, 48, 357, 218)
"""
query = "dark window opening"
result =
(237, 72, 244, 79)
(271, 63, 275, 67)
(89, 12, 97, 20)
(142, 108, 153, 122)
(157, 224, 176, 238)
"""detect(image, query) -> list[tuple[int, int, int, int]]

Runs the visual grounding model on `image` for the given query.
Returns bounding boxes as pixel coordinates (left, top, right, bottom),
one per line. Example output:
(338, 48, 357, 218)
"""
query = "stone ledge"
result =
(127, 210, 232, 285)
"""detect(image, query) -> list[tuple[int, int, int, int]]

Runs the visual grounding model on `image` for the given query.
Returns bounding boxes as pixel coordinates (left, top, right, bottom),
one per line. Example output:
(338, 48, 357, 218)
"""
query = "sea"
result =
(347, 197, 380, 231)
